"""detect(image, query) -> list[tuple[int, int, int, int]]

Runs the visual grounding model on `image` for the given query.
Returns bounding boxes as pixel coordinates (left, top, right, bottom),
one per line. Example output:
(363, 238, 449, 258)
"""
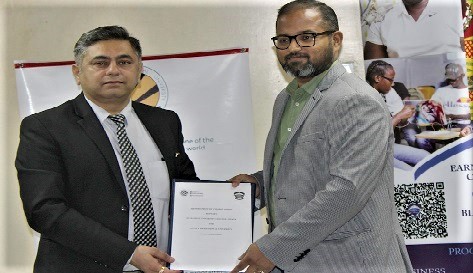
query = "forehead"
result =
(384, 68, 395, 75)
(83, 40, 137, 59)
(276, 8, 324, 34)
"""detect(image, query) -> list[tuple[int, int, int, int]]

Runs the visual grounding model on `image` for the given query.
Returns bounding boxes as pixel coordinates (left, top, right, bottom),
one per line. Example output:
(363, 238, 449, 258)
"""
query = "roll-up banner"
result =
(360, 1, 473, 272)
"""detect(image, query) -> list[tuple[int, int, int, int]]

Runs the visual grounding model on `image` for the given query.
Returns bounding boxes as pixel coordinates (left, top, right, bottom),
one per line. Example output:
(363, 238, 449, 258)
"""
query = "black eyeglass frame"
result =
(271, 31, 336, 50)
(380, 75, 394, 83)
(446, 76, 462, 83)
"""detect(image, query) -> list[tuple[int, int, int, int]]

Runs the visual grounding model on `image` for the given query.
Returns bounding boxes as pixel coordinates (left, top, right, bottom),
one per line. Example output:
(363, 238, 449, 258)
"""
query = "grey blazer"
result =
(253, 63, 413, 273)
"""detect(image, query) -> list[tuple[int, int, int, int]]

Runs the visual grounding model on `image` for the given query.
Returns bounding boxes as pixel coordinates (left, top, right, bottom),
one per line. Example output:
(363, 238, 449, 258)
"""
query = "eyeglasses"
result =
(381, 75, 394, 83)
(271, 31, 336, 50)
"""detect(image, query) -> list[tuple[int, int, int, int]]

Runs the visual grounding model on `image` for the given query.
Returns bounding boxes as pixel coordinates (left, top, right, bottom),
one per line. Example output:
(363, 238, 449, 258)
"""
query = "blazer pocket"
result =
(323, 227, 371, 241)
(297, 131, 324, 143)
(323, 216, 371, 241)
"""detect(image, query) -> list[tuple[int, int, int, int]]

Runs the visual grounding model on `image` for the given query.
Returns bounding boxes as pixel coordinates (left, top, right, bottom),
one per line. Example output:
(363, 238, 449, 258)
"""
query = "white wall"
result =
(0, 0, 364, 270)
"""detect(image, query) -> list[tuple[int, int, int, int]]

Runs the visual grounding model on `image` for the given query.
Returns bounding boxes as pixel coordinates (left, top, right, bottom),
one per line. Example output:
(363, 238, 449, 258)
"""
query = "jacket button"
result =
(121, 205, 128, 212)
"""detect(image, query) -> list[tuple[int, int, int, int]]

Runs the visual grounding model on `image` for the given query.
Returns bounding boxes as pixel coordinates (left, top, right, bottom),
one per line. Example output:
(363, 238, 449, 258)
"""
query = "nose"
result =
(106, 61, 120, 75)
(287, 37, 302, 52)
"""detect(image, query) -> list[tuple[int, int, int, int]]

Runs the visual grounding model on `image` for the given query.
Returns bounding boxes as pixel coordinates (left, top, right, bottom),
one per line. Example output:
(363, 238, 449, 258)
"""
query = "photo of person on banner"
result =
(361, 0, 464, 59)
(230, 1, 413, 272)
(365, 60, 437, 152)
(366, 60, 432, 170)
(15, 25, 198, 273)
(431, 63, 473, 134)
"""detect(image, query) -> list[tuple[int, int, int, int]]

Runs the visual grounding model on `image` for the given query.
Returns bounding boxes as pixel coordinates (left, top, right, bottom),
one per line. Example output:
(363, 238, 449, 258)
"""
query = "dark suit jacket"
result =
(15, 93, 198, 272)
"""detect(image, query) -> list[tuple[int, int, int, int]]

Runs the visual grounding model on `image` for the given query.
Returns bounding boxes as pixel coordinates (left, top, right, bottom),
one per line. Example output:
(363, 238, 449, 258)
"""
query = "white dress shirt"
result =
(85, 97, 170, 271)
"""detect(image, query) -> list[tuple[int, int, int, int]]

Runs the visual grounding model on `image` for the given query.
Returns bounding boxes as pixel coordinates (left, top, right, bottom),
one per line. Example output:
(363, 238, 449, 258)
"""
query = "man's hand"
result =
(230, 243, 275, 273)
(392, 105, 415, 127)
(397, 105, 415, 120)
(229, 174, 260, 197)
(130, 245, 181, 273)
(460, 125, 472, 137)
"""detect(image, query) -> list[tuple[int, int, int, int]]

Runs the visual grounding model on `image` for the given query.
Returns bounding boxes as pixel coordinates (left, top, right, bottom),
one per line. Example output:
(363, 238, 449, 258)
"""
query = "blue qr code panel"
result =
(394, 182, 448, 239)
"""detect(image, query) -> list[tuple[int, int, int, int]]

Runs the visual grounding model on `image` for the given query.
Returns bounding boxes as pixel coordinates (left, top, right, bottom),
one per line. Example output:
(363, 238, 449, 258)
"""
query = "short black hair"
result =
(73, 25, 141, 65)
(276, 0, 339, 31)
(365, 60, 394, 85)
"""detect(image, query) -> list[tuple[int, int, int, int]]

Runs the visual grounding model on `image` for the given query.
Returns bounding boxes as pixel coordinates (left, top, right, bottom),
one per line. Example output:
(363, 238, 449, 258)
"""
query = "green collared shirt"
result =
(269, 66, 331, 223)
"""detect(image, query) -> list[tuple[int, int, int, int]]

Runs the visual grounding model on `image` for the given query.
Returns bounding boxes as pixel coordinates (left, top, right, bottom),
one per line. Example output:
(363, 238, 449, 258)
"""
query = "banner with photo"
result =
(360, 0, 472, 272)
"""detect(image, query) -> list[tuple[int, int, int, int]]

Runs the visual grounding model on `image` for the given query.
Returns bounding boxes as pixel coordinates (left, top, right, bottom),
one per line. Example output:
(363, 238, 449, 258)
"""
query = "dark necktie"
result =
(109, 114, 157, 247)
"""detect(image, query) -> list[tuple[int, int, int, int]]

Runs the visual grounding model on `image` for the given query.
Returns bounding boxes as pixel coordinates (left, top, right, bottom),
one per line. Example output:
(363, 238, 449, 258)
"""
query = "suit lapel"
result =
(73, 94, 127, 194)
(132, 102, 176, 177)
(263, 92, 289, 188)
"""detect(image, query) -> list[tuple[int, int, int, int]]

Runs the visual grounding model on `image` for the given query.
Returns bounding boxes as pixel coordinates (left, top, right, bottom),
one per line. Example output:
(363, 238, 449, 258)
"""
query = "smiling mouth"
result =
(287, 55, 308, 60)
(286, 58, 309, 66)
(286, 53, 309, 60)
(103, 81, 124, 85)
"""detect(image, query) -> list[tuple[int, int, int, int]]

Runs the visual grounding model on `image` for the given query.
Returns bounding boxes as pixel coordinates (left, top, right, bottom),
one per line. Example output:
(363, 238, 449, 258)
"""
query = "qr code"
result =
(394, 182, 448, 239)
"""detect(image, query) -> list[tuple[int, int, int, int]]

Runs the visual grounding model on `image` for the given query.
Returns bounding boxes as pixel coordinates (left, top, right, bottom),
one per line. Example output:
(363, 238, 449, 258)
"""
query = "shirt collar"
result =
(285, 60, 336, 96)
(84, 95, 133, 124)
(398, 1, 437, 18)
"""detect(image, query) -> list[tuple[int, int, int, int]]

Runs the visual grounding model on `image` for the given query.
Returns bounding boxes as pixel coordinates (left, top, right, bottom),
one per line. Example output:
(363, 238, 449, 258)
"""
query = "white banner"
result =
(15, 48, 257, 181)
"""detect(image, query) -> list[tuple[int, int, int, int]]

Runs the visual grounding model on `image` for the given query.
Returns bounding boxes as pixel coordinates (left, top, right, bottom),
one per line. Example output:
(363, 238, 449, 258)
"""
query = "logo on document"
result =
(234, 192, 245, 200)
(132, 66, 168, 108)
(180, 190, 189, 196)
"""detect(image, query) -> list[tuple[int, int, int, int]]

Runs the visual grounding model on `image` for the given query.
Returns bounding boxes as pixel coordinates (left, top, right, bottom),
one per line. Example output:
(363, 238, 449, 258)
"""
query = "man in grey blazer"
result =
(230, 1, 413, 272)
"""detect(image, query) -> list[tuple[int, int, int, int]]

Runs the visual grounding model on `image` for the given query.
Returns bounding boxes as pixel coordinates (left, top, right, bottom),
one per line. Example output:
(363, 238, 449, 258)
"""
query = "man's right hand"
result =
(392, 105, 415, 127)
(229, 174, 260, 197)
(460, 125, 472, 137)
(130, 245, 181, 273)
(397, 105, 415, 120)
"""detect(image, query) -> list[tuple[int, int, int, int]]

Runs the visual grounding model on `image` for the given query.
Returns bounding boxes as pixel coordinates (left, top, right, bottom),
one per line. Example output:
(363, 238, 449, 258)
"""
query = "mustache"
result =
(284, 53, 310, 62)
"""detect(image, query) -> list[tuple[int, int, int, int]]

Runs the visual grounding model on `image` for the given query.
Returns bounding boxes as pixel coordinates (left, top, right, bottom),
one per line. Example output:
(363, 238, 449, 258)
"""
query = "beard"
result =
(280, 42, 334, 78)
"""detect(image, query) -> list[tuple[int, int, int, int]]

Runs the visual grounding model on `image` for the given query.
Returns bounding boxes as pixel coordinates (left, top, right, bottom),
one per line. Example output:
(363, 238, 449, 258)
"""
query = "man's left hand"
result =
(460, 125, 472, 137)
(230, 243, 275, 273)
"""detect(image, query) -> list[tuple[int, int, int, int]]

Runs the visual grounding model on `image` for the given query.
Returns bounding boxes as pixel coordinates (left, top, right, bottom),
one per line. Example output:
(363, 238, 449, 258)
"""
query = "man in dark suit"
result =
(15, 26, 197, 273)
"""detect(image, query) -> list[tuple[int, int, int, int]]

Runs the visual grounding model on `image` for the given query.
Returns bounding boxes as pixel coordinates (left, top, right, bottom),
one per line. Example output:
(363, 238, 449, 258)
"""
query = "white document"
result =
(169, 180, 254, 272)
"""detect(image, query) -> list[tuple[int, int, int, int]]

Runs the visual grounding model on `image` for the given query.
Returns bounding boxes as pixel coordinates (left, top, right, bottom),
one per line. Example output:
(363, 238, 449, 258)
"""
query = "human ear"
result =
(332, 31, 343, 48)
(72, 64, 81, 85)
